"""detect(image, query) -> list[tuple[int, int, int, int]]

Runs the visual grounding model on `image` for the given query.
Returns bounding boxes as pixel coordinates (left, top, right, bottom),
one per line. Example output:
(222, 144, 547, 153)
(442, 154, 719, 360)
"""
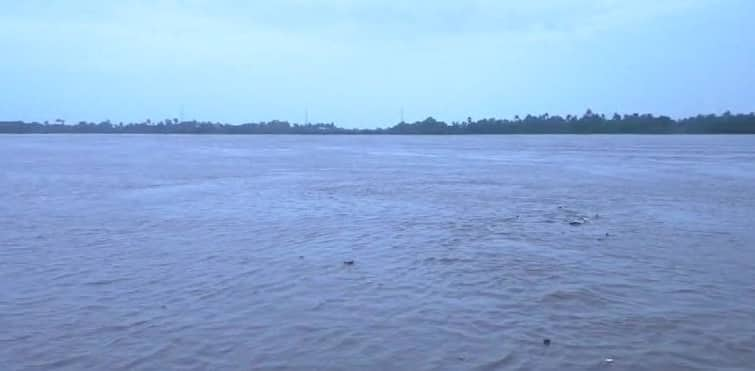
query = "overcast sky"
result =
(1, 0, 753, 127)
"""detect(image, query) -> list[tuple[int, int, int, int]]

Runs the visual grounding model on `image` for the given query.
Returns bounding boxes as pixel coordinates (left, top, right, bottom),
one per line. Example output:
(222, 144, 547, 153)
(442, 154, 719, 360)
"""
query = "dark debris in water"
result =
(543, 338, 551, 346)
(343, 260, 355, 265)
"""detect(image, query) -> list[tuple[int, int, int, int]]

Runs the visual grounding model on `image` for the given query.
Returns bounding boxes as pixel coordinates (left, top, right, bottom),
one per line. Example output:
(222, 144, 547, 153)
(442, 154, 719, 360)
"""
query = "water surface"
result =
(1, 135, 754, 370)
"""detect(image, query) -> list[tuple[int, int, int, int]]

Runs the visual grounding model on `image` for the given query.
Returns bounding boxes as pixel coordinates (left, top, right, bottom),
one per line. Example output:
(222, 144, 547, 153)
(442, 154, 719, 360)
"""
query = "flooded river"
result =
(2, 135, 754, 370)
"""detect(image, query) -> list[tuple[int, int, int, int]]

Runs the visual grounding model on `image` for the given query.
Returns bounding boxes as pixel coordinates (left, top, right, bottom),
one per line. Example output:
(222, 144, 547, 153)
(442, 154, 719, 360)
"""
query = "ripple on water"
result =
(1, 135, 755, 370)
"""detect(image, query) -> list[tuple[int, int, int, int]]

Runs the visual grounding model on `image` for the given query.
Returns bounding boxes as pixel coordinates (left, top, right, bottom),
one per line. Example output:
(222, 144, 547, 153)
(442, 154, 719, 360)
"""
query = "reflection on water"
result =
(1, 135, 755, 370)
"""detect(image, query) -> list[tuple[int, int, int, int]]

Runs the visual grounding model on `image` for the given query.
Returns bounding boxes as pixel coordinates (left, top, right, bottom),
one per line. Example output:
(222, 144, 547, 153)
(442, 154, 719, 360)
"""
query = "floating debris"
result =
(543, 338, 551, 346)
(343, 260, 355, 265)
(569, 219, 586, 226)
(604, 358, 614, 363)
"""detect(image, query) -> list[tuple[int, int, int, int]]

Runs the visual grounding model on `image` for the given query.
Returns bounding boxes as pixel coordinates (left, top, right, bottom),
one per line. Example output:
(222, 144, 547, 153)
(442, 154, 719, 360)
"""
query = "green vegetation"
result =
(2, 110, 754, 134)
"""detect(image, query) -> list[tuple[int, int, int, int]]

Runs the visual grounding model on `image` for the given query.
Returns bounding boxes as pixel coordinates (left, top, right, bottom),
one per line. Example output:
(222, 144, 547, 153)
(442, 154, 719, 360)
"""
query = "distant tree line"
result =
(2, 110, 755, 134)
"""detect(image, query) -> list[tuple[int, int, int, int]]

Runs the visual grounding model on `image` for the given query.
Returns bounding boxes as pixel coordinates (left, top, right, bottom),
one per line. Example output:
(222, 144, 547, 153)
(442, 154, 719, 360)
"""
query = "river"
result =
(1, 135, 754, 370)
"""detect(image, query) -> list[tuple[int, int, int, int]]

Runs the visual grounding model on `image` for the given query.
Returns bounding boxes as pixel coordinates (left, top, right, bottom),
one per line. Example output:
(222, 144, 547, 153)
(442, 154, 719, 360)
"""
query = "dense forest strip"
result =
(2, 111, 754, 134)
